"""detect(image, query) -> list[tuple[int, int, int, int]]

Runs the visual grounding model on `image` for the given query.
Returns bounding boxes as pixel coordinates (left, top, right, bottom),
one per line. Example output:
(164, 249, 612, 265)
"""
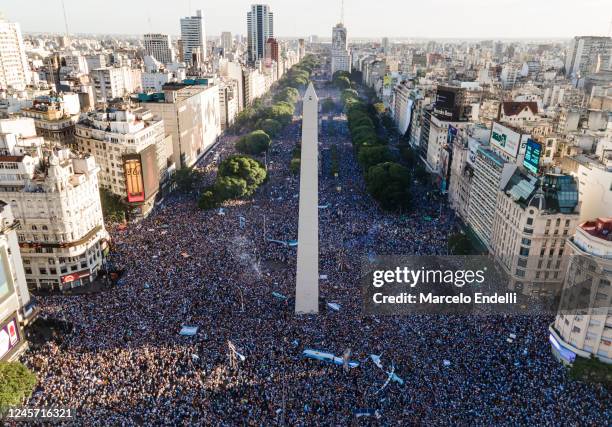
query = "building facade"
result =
(331, 23, 351, 76)
(143, 33, 175, 65)
(0, 16, 30, 91)
(180, 10, 207, 66)
(552, 217, 612, 364)
(247, 4, 274, 63)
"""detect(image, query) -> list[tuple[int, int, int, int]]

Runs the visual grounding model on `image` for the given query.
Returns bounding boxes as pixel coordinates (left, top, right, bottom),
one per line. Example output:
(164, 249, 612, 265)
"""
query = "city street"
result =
(22, 82, 611, 425)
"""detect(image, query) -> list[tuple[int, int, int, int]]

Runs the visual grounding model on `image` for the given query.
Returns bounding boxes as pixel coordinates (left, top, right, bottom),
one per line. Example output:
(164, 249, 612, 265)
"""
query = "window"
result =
(521, 238, 531, 246)
(526, 218, 534, 225)
(39, 268, 47, 275)
(519, 247, 530, 257)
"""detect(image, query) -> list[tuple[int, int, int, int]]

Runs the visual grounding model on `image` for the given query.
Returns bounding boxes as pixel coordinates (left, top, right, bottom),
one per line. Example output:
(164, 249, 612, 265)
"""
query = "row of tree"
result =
(342, 83, 412, 212)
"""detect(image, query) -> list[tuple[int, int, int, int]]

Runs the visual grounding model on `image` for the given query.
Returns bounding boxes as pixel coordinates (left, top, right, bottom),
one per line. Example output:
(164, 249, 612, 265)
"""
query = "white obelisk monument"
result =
(295, 82, 319, 314)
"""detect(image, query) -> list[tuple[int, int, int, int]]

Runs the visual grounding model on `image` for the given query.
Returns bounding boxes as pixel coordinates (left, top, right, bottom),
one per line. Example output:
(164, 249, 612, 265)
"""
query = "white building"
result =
(91, 67, 142, 104)
(0, 117, 109, 291)
(141, 69, 185, 93)
(0, 15, 30, 91)
(219, 79, 239, 131)
(331, 23, 351, 76)
(74, 107, 173, 218)
(143, 33, 175, 65)
(220, 32, 233, 55)
(180, 10, 207, 66)
(565, 36, 612, 78)
(552, 217, 612, 364)
(0, 201, 31, 360)
(247, 4, 274, 63)
(141, 83, 220, 169)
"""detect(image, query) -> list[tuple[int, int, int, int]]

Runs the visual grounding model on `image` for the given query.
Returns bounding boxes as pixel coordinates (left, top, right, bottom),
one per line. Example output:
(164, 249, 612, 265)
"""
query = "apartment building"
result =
(551, 217, 612, 364)
(74, 107, 173, 218)
(491, 172, 580, 295)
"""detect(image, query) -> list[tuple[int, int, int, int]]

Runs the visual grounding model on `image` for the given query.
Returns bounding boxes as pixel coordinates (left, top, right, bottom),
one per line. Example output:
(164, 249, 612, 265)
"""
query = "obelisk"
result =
(295, 82, 319, 314)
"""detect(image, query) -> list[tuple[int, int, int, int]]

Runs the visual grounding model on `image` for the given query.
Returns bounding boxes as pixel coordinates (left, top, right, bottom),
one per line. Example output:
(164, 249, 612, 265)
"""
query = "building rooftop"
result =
(580, 218, 612, 242)
(502, 101, 538, 117)
(503, 170, 579, 214)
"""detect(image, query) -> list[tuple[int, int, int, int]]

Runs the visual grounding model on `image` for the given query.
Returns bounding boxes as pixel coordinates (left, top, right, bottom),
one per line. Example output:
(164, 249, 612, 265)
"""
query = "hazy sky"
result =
(2, 0, 611, 38)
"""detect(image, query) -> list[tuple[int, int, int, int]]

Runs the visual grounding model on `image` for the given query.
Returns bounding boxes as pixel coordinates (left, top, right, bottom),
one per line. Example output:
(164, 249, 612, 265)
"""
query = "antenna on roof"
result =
(340, 0, 344, 24)
(61, 0, 69, 35)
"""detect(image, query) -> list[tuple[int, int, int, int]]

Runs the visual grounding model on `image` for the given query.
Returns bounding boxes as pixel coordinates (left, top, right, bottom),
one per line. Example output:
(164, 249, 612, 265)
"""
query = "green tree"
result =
(257, 119, 282, 138)
(321, 97, 336, 113)
(99, 188, 126, 223)
(448, 233, 474, 255)
(236, 130, 272, 155)
(173, 167, 200, 193)
(218, 155, 267, 196)
(373, 102, 386, 114)
(365, 162, 412, 211)
(290, 158, 301, 174)
(198, 188, 218, 210)
(357, 146, 395, 171)
(414, 164, 429, 184)
(214, 176, 248, 200)
(0, 362, 37, 410)
(400, 146, 418, 168)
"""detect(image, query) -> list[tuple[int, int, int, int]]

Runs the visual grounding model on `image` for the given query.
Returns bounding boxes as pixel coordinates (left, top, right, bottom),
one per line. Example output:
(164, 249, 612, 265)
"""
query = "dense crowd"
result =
(22, 83, 611, 426)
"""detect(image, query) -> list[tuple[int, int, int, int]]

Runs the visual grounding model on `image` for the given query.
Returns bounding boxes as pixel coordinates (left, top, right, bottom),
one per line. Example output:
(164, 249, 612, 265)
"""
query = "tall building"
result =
(0, 201, 31, 360)
(565, 36, 612, 78)
(220, 32, 233, 55)
(331, 23, 350, 76)
(298, 39, 306, 60)
(265, 37, 279, 64)
(91, 67, 142, 104)
(247, 4, 274, 63)
(141, 82, 221, 169)
(75, 107, 173, 218)
(0, 117, 109, 291)
(0, 15, 30, 91)
(491, 172, 580, 296)
(382, 37, 390, 54)
(551, 217, 612, 364)
(180, 10, 207, 66)
(143, 33, 175, 64)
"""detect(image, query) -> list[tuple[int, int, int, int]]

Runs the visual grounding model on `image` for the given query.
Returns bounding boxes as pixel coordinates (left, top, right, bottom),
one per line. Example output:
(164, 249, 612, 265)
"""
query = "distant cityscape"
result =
(0, 2, 610, 425)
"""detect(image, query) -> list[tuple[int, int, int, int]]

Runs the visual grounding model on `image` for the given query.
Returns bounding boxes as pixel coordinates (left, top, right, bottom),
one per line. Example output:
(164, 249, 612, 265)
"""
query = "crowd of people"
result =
(21, 82, 611, 426)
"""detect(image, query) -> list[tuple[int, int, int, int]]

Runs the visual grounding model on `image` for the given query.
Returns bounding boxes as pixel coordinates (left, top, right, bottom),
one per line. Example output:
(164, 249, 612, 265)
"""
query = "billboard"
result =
(61, 269, 90, 284)
(123, 155, 145, 202)
(0, 316, 20, 360)
(523, 139, 542, 175)
(447, 125, 458, 145)
(490, 122, 521, 158)
(434, 87, 457, 120)
(466, 138, 481, 166)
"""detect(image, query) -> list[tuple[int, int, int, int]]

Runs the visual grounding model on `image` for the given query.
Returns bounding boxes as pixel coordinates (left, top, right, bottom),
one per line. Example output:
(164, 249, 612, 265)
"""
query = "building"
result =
(219, 79, 239, 131)
(0, 117, 109, 291)
(91, 67, 142, 104)
(265, 37, 279, 64)
(143, 33, 175, 65)
(220, 32, 233, 55)
(180, 10, 207, 66)
(247, 4, 274, 63)
(141, 82, 220, 169)
(499, 101, 538, 125)
(141, 69, 185, 93)
(382, 37, 390, 55)
(466, 148, 512, 249)
(75, 107, 173, 218)
(551, 217, 612, 364)
(0, 15, 30, 91)
(565, 36, 612, 78)
(21, 93, 81, 145)
(491, 172, 580, 296)
(0, 201, 30, 360)
(298, 39, 305, 60)
(242, 67, 266, 107)
(331, 23, 351, 76)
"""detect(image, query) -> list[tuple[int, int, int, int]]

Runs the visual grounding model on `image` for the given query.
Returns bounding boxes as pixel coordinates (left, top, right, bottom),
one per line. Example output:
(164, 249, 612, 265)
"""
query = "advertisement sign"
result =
(490, 122, 520, 158)
(434, 88, 457, 120)
(123, 155, 145, 203)
(60, 270, 90, 284)
(447, 125, 458, 145)
(0, 316, 20, 360)
(523, 139, 542, 175)
(383, 75, 392, 88)
(139, 144, 160, 201)
(466, 138, 480, 166)
(0, 250, 10, 303)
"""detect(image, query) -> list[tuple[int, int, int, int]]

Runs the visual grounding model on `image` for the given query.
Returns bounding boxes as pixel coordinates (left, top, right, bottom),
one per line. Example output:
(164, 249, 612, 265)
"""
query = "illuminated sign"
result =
(523, 139, 542, 175)
(60, 270, 90, 284)
(123, 156, 145, 203)
(490, 122, 520, 158)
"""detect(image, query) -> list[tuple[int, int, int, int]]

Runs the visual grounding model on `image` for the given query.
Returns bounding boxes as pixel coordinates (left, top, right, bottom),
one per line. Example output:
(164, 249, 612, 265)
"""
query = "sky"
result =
(2, 0, 611, 39)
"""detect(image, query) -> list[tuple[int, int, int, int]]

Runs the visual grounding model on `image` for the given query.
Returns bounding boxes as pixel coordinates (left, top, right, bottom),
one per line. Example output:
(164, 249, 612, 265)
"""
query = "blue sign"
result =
(523, 139, 542, 175)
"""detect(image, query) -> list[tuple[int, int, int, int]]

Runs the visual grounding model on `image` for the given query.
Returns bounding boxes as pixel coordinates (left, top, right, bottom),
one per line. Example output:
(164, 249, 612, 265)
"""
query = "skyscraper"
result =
(565, 36, 612, 78)
(0, 15, 30, 91)
(265, 37, 279, 64)
(220, 31, 233, 55)
(180, 10, 207, 66)
(247, 4, 274, 63)
(331, 23, 350, 76)
(143, 33, 175, 64)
